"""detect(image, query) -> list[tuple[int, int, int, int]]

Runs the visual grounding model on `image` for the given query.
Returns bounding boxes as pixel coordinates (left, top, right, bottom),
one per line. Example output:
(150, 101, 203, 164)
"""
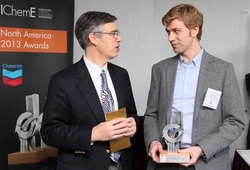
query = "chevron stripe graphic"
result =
(2, 68, 23, 87)
(3, 77, 23, 87)
(2, 69, 22, 79)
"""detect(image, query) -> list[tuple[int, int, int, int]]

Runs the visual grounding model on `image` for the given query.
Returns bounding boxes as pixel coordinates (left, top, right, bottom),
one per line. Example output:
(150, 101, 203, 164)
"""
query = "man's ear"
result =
(191, 26, 199, 38)
(88, 33, 98, 46)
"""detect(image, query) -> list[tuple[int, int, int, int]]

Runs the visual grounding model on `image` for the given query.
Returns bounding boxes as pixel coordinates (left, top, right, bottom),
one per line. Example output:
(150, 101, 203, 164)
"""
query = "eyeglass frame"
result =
(93, 30, 120, 38)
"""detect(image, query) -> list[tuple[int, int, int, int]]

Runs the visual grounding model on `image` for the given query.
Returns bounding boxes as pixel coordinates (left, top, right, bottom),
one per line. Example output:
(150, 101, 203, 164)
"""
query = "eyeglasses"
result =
(94, 31, 120, 38)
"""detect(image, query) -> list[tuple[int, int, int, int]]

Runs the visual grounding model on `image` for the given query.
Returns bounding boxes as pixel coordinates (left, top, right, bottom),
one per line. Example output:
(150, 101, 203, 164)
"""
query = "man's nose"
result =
(168, 32, 174, 41)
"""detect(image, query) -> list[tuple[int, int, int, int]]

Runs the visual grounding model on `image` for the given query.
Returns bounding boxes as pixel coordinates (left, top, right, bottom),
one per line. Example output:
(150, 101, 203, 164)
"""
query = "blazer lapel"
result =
(166, 55, 179, 123)
(193, 51, 214, 121)
(76, 59, 105, 123)
(107, 63, 123, 109)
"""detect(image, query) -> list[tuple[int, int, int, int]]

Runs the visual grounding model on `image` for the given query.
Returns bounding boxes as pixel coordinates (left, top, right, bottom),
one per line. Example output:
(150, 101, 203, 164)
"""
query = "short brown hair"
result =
(162, 4, 203, 41)
(75, 11, 117, 50)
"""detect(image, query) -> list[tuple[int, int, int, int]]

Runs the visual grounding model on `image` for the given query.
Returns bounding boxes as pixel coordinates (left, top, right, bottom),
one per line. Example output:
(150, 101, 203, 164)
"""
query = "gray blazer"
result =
(144, 50, 245, 170)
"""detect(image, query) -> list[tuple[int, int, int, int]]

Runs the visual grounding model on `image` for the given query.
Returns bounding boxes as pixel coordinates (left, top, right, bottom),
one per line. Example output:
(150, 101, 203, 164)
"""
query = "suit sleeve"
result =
(196, 63, 245, 160)
(143, 64, 162, 149)
(40, 75, 93, 156)
(124, 70, 140, 144)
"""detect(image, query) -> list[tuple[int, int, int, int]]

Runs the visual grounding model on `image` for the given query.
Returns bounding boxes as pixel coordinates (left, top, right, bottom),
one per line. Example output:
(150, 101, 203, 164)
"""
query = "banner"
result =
(0, 0, 74, 169)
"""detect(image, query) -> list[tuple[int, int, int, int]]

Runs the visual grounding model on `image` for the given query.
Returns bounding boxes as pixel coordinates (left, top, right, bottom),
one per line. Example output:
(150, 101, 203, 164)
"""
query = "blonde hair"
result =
(162, 4, 203, 41)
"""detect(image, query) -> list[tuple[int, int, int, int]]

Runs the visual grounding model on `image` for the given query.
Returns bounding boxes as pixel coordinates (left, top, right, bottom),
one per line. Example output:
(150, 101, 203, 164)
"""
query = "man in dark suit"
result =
(246, 73, 250, 149)
(41, 11, 139, 170)
(144, 4, 245, 170)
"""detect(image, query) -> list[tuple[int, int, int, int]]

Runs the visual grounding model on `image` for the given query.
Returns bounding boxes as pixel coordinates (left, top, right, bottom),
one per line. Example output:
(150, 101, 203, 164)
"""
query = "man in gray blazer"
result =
(144, 3, 245, 170)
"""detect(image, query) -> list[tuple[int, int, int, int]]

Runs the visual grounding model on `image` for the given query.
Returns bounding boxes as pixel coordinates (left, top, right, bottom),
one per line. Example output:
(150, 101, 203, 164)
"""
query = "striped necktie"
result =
(100, 69, 121, 163)
(100, 69, 114, 114)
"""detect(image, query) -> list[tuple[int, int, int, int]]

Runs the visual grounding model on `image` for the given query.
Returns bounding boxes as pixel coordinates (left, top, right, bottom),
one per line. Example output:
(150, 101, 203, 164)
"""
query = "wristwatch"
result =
(196, 144, 206, 161)
(200, 150, 206, 161)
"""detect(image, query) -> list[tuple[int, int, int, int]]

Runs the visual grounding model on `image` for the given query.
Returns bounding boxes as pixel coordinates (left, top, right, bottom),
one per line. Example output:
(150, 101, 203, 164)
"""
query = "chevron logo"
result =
(2, 67, 23, 87)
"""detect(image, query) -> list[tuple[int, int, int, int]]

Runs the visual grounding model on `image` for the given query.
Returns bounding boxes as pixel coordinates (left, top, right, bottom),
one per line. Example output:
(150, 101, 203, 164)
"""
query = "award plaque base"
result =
(8, 147, 58, 165)
(8, 147, 47, 165)
(160, 150, 190, 163)
(45, 146, 58, 157)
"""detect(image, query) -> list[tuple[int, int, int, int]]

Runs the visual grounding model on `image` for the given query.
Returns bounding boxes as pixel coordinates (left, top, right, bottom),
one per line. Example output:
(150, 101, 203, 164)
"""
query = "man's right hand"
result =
(148, 140, 164, 163)
(91, 118, 127, 142)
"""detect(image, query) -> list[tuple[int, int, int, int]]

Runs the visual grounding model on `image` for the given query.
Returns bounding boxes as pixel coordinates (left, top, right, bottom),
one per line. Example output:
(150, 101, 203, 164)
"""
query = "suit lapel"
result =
(193, 51, 214, 121)
(108, 63, 123, 109)
(166, 56, 179, 123)
(76, 59, 105, 123)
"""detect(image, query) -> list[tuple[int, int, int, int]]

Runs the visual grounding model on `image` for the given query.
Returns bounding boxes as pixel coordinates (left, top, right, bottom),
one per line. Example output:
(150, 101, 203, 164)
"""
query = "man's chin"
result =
(110, 55, 118, 60)
(172, 47, 183, 53)
(172, 49, 180, 54)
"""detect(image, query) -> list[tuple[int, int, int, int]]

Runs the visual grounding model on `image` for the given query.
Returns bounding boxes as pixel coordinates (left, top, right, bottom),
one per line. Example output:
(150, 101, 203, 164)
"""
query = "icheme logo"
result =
(0, 4, 36, 18)
(2, 63, 23, 87)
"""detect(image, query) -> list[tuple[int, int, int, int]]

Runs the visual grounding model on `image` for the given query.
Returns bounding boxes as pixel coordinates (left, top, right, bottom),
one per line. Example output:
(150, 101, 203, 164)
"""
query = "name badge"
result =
(203, 88, 222, 109)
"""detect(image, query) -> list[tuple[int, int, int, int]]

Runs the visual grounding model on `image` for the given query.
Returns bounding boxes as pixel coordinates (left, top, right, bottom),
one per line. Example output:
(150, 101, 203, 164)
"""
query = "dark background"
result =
(0, 0, 74, 169)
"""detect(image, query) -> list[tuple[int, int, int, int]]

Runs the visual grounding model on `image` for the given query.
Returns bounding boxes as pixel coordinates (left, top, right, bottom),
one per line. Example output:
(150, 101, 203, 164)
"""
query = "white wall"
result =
(74, 0, 153, 117)
(74, 0, 250, 162)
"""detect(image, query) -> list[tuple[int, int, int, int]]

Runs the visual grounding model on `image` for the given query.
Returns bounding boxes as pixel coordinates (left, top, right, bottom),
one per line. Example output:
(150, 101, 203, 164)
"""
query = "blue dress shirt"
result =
(172, 48, 203, 148)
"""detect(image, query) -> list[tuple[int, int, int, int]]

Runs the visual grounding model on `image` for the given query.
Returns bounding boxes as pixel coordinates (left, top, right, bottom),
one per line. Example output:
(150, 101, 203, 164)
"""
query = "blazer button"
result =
(75, 151, 85, 154)
(106, 149, 110, 154)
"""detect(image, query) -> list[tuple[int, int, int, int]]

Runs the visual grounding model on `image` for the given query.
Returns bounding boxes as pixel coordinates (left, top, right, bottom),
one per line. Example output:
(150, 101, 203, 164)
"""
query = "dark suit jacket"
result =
(246, 73, 250, 96)
(144, 50, 245, 170)
(246, 73, 250, 149)
(41, 58, 139, 170)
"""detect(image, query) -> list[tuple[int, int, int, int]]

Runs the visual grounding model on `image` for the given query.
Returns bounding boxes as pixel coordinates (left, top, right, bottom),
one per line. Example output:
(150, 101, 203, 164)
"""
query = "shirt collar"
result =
(179, 48, 204, 67)
(83, 56, 108, 76)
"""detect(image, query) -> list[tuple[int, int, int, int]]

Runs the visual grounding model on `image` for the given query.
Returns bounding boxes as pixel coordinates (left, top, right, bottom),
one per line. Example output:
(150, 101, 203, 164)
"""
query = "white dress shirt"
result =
(83, 56, 118, 111)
